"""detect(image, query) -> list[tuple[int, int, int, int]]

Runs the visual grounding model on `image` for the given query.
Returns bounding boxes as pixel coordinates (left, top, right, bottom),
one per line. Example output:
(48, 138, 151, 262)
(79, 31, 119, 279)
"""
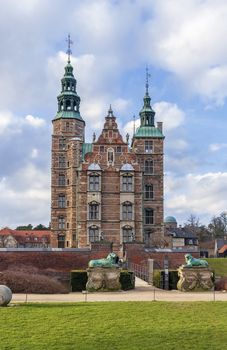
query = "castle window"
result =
(58, 174, 66, 186)
(88, 226, 99, 243)
(122, 226, 134, 243)
(116, 146, 122, 153)
(145, 209, 154, 225)
(122, 174, 133, 192)
(89, 174, 100, 191)
(89, 202, 99, 220)
(58, 234, 65, 248)
(59, 138, 66, 150)
(122, 202, 133, 220)
(66, 100, 71, 110)
(58, 216, 65, 229)
(59, 155, 66, 168)
(107, 148, 114, 164)
(145, 141, 153, 153)
(144, 160, 154, 174)
(145, 184, 154, 200)
(58, 194, 66, 208)
(100, 146, 104, 152)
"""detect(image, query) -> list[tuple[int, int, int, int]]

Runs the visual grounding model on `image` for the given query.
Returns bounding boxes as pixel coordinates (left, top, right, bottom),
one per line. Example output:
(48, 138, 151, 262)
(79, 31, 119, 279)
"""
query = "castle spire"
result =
(66, 34, 73, 64)
(139, 66, 155, 127)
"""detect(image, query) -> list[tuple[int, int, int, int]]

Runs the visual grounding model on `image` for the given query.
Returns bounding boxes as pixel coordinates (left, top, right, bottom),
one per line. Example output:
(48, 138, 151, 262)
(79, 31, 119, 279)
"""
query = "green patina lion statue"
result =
(184, 254, 208, 267)
(88, 252, 120, 268)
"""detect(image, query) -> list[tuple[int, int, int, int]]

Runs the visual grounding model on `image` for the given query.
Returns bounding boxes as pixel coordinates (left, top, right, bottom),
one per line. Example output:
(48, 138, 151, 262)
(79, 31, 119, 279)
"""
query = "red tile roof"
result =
(0, 228, 50, 243)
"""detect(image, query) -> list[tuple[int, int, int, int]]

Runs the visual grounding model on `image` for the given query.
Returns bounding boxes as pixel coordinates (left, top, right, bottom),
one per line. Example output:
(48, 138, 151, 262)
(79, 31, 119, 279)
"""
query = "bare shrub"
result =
(0, 270, 69, 294)
(215, 277, 227, 291)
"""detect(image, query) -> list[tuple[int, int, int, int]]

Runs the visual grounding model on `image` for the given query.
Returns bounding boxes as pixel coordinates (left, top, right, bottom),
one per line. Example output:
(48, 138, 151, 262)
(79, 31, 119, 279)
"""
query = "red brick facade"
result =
(51, 62, 164, 254)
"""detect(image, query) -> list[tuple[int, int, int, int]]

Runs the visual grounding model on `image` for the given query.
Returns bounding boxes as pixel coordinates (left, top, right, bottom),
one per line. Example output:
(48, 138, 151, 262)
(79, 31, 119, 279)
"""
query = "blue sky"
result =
(0, 0, 226, 228)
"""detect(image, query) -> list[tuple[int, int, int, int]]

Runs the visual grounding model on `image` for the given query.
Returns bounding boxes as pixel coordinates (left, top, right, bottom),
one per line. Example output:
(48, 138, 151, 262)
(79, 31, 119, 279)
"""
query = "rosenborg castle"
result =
(51, 56, 165, 253)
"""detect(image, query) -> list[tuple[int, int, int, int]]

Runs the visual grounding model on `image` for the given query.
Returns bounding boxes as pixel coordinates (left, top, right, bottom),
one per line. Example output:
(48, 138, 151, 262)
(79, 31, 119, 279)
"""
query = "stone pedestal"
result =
(177, 267, 214, 292)
(86, 267, 121, 292)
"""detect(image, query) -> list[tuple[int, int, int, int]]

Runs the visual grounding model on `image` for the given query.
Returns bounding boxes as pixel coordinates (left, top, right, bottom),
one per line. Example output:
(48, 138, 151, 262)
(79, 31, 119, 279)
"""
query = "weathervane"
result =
(66, 34, 73, 63)
(146, 65, 151, 95)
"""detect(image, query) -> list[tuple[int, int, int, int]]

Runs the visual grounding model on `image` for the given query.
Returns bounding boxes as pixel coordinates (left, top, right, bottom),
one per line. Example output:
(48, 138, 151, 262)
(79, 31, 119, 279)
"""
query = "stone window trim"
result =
(144, 140, 153, 154)
(144, 208, 154, 225)
(58, 174, 66, 186)
(144, 159, 154, 174)
(88, 201, 100, 220)
(122, 201, 133, 221)
(107, 147, 114, 165)
(88, 173, 101, 192)
(144, 184, 154, 200)
(58, 194, 66, 208)
(88, 225, 100, 243)
(121, 173, 134, 192)
(122, 225, 134, 243)
(58, 216, 66, 229)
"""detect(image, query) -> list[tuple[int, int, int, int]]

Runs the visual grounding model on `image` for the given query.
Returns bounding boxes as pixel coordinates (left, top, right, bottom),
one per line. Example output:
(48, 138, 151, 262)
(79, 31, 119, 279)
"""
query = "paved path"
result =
(11, 278, 227, 303)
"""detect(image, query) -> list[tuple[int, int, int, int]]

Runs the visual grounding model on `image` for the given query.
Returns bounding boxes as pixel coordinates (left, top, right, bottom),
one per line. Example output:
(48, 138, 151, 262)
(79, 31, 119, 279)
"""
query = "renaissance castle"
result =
(51, 54, 164, 252)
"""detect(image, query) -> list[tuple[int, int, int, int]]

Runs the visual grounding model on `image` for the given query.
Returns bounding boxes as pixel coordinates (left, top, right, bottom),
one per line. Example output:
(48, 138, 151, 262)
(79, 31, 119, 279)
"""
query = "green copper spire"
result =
(139, 67, 155, 127)
(53, 35, 84, 122)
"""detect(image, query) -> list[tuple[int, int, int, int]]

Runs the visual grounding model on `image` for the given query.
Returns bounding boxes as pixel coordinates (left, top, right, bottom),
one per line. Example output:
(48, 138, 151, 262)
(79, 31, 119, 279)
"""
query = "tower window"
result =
(144, 160, 154, 174)
(145, 184, 154, 199)
(122, 202, 133, 220)
(58, 216, 65, 229)
(88, 226, 99, 243)
(122, 226, 134, 243)
(57, 234, 65, 248)
(100, 146, 104, 152)
(122, 174, 133, 192)
(58, 174, 66, 186)
(58, 194, 66, 208)
(59, 155, 66, 168)
(59, 138, 66, 150)
(145, 141, 153, 153)
(89, 174, 100, 191)
(89, 202, 99, 220)
(145, 209, 154, 225)
(116, 146, 122, 153)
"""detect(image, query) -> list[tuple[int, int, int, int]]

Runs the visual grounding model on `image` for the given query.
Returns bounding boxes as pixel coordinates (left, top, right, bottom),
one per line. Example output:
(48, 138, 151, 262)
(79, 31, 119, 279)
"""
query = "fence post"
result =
(148, 259, 154, 285)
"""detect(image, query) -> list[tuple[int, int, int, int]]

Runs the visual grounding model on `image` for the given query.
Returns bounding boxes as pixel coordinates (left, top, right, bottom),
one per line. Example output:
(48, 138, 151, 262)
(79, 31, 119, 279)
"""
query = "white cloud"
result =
(153, 101, 185, 130)
(165, 172, 227, 223)
(209, 143, 227, 152)
(145, 0, 227, 103)
(25, 115, 46, 128)
(0, 163, 50, 227)
(31, 148, 38, 158)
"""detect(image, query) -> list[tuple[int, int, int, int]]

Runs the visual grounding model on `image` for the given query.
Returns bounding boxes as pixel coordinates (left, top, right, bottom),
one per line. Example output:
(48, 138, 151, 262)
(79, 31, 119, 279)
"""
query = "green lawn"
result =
(1, 302, 227, 350)
(206, 258, 227, 277)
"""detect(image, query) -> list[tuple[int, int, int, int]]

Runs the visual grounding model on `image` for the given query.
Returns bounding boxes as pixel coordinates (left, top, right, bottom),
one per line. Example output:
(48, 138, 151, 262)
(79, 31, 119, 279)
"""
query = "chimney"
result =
(157, 122, 163, 132)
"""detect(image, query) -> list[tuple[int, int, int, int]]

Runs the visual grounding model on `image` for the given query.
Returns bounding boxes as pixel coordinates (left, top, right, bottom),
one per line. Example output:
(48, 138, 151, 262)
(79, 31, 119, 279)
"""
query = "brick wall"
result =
(125, 243, 200, 269)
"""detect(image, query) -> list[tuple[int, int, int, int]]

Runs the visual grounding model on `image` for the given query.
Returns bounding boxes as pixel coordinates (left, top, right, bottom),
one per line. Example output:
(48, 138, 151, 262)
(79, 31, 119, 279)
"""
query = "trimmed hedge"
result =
(70, 269, 135, 291)
(153, 270, 179, 290)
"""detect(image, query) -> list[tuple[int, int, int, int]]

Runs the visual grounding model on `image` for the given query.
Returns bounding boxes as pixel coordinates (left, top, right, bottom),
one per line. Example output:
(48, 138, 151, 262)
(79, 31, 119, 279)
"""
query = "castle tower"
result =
(51, 53, 85, 248)
(131, 70, 165, 246)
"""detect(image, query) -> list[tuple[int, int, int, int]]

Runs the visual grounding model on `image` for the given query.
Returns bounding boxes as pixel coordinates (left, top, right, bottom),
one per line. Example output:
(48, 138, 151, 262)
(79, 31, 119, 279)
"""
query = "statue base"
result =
(177, 266, 214, 292)
(86, 267, 121, 292)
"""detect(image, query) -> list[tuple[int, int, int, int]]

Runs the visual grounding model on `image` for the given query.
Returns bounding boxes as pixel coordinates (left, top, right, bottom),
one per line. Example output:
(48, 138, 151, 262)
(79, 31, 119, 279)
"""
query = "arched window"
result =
(89, 174, 100, 191)
(66, 100, 71, 110)
(145, 184, 154, 199)
(122, 174, 133, 192)
(88, 225, 99, 242)
(122, 202, 133, 220)
(122, 226, 134, 243)
(58, 194, 66, 208)
(89, 202, 99, 220)
(144, 160, 154, 174)
(58, 174, 66, 186)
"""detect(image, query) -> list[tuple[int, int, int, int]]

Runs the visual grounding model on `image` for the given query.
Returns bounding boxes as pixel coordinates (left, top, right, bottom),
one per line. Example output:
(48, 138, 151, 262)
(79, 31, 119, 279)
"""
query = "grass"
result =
(205, 258, 227, 277)
(1, 302, 227, 349)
